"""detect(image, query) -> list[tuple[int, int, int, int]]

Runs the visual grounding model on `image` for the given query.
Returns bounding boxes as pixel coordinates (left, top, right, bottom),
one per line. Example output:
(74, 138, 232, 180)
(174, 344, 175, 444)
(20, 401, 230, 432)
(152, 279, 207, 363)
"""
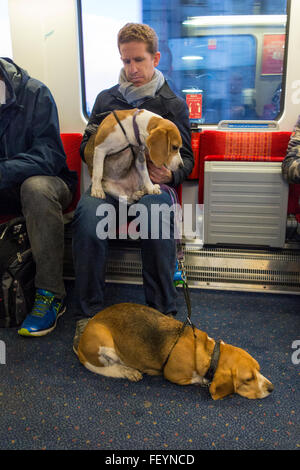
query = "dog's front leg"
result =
(134, 148, 161, 197)
(91, 146, 106, 198)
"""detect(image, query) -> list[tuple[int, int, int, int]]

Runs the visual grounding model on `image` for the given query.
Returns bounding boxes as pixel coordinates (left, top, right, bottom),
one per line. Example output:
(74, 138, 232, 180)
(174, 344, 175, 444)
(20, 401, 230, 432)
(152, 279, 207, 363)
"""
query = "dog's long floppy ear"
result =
(146, 128, 169, 167)
(84, 133, 96, 177)
(167, 127, 182, 155)
(209, 369, 236, 400)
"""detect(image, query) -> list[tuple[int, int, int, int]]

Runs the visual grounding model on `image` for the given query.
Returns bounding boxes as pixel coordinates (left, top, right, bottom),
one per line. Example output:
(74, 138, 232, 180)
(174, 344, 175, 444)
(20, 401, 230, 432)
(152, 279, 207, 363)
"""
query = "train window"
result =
(80, 0, 142, 115)
(0, 0, 13, 58)
(79, 0, 288, 123)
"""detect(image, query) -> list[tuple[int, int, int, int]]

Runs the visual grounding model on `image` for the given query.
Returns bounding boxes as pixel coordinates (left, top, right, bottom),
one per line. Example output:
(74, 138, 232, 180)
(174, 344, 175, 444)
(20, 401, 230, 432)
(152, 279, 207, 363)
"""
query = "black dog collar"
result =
(203, 340, 221, 385)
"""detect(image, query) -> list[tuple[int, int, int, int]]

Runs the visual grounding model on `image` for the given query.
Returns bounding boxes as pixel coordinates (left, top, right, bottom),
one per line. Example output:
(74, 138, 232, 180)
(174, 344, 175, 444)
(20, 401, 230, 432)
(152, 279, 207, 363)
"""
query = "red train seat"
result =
(60, 133, 82, 213)
(188, 131, 201, 180)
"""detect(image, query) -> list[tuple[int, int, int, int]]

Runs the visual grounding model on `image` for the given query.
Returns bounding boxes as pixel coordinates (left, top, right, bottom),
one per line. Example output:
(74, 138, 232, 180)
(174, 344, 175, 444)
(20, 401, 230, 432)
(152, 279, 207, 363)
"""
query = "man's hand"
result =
(147, 160, 173, 184)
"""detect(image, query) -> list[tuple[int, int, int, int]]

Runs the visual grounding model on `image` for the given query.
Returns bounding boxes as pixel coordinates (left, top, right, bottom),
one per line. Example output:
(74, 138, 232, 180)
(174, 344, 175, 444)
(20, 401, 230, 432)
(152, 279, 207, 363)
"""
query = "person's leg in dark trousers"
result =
(72, 187, 123, 351)
(20, 175, 73, 298)
(138, 189, 177, 314)
(72, 187, 121, 320)
(72, 188, 178, 316)
(18, 175, 73, 337)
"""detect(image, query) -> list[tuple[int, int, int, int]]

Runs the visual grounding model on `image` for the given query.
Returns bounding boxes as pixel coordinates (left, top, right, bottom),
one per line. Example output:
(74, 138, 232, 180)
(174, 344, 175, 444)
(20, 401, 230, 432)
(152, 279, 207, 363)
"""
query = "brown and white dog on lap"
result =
(84, 108, 183, 203)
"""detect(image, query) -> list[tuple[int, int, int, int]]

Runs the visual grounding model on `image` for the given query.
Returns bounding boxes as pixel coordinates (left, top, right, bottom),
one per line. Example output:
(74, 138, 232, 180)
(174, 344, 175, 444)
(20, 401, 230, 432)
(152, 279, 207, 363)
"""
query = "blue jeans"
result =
(72, 186, 178, 319)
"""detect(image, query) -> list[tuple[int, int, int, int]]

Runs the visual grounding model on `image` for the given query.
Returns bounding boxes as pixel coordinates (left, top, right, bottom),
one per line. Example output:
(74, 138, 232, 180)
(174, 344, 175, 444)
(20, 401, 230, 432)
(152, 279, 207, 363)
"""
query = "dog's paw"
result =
(151, 184, 162, 195)
(132, 190, 145, 201)
(118, 195, 130, 204)
(145, 184, 161, 196)
(125, 368, 143, 382)
(91, 185, 105, 199)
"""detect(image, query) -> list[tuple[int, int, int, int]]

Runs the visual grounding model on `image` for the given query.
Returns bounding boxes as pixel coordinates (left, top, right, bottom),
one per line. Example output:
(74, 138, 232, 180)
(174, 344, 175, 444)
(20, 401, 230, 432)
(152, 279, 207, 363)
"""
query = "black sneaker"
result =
(73, 318, 90, 355)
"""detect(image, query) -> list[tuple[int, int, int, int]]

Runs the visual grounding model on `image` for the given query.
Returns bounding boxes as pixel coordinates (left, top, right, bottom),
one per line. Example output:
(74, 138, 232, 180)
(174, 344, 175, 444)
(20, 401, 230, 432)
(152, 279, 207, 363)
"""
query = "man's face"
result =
(119, 41, 160, 87)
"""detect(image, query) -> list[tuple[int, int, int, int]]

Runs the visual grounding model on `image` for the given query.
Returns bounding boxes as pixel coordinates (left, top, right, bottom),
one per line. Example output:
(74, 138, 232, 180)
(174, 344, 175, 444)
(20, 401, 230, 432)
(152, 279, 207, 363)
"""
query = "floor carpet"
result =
(0, 281, 299, 450)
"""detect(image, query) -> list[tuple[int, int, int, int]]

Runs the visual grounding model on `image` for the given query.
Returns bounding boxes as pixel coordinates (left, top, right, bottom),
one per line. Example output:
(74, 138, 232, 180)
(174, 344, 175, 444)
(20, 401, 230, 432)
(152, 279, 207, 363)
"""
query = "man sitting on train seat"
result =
(282, 115, 300, 182)
(72, 23, 194, 349)
(0, 57, 77, 337)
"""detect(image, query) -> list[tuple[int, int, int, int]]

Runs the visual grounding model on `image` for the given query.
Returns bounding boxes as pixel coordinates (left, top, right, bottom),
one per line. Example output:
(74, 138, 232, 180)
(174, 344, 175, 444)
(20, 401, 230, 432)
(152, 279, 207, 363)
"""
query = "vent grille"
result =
(185, 264, 300, 287)
(105, 244, 300, 293)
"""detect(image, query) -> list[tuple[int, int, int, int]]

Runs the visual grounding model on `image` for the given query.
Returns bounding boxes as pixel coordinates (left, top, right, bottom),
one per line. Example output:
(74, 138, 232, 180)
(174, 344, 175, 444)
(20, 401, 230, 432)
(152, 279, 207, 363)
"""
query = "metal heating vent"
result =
(105, 241, 300, 293)
(105, 242, 143, 284)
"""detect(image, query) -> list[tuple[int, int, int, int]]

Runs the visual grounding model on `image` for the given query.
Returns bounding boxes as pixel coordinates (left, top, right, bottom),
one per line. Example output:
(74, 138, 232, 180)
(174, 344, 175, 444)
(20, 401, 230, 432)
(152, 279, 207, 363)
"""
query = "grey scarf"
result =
(0, 80, 6, 105)
(118, 68, 165, 107)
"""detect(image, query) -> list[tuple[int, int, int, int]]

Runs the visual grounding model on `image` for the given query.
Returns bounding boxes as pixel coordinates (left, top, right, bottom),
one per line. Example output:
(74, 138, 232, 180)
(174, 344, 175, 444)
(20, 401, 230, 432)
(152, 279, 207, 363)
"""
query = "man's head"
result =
(118, 23, 161, 87)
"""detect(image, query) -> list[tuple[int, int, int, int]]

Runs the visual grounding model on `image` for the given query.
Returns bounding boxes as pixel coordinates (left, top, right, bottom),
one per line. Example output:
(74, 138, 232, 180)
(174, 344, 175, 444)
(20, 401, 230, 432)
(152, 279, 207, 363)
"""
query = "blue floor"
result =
(0, 281, 299, 450)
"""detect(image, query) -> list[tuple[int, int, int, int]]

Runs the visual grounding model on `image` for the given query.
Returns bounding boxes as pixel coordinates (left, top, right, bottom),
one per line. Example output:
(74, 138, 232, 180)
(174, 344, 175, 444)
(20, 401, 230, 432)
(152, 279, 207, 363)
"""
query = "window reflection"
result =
(81, 0, 288, 124)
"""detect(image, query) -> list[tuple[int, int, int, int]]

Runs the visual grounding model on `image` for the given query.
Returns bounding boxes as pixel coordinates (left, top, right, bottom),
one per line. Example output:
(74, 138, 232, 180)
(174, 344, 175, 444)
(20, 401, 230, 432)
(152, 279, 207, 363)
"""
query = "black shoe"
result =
(73, 318, 90, 355)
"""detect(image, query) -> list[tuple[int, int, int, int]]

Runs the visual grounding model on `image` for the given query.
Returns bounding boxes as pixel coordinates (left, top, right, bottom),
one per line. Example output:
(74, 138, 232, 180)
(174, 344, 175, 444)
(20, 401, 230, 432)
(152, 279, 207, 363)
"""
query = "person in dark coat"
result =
(0, 57, 77, 336)
(282, 115, 300, 183)
(72, 23, 194, 349)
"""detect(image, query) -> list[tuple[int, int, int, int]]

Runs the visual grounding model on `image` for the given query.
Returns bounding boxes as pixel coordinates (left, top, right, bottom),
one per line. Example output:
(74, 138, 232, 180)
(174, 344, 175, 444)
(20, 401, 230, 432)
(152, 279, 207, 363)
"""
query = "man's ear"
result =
(209, 370, 235, 400)
(153, 51, 161, 67)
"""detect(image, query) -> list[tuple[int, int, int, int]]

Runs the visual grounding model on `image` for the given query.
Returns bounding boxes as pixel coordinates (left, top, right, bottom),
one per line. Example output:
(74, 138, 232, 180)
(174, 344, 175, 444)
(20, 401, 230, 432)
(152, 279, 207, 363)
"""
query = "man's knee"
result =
(20, 176, 57, 207)
(73, 192, 106, 241)
(21, 176, 72, 215)
(138, 192, 175, 239)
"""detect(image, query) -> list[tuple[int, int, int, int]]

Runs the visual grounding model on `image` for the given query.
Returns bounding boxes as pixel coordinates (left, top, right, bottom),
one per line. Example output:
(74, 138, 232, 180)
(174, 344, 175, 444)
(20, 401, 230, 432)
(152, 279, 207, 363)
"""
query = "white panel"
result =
(8, 0, 86, 133)
(204, 161, 289, 247)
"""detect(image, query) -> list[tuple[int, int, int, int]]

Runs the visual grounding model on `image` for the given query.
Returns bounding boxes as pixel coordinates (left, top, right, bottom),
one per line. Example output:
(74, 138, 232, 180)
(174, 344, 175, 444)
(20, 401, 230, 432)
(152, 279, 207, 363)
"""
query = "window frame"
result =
(77, 0, 291, 124)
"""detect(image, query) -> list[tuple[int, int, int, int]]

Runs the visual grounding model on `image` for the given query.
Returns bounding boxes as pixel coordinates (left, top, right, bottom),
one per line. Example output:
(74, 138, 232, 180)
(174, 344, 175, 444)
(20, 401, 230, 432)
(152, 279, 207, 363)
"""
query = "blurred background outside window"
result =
(80, 0, 288, 124)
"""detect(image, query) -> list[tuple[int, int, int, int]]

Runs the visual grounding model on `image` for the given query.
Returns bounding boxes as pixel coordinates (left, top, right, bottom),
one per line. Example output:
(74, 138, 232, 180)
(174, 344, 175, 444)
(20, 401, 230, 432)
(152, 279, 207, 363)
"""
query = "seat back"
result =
(198, 130, 291, 204)
(60, 133, 83, 213)
(188, 131, 201, 179)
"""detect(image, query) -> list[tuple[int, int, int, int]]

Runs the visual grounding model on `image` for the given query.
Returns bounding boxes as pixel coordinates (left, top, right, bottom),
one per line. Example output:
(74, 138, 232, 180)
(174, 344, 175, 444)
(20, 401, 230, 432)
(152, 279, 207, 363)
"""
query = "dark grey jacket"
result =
(80, 81, 194, 187)
(0, 58, 77, 192)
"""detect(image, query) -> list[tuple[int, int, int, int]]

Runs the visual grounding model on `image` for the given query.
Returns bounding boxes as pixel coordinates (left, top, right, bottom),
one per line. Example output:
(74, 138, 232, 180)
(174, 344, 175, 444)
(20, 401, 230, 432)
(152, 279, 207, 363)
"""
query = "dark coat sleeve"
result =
(168, 98, 194, 187)
(0, 85, 68, 190)
(282, 116, 300, 183)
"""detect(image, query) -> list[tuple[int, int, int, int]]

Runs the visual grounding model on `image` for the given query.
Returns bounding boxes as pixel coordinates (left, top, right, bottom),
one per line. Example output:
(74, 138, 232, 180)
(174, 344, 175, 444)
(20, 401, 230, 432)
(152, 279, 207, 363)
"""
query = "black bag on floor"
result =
(0, 217, 36, 327)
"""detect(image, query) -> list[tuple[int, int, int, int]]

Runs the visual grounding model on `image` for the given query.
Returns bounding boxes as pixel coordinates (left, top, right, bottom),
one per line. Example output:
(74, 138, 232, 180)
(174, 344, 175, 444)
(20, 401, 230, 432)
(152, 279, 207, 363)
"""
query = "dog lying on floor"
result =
(74, 303, 274, 400)
(84, 108, 183, 203)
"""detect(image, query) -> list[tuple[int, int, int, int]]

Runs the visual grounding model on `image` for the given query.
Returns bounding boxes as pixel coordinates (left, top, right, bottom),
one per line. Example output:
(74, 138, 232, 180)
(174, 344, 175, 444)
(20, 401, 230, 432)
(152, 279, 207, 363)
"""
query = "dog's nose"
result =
(268, 384, 274, 393)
